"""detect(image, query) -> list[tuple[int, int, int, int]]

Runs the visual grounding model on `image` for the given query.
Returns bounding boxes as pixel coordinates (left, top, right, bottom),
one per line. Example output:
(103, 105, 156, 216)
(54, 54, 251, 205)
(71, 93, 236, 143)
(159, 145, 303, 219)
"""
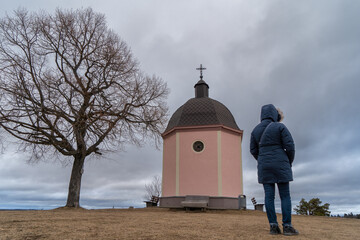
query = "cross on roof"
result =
(196, 64, 206, 80)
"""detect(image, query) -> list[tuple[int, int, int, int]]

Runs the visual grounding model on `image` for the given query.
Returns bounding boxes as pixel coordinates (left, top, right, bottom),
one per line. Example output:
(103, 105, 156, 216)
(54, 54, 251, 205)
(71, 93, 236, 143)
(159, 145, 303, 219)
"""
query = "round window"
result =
(193, 141, 204, 152)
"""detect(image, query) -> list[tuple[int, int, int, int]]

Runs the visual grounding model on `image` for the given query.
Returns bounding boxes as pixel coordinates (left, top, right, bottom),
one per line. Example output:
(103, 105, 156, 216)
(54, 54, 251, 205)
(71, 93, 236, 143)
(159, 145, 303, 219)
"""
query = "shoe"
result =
(270, 225, 281, 235)
(283, 225, 299, 236)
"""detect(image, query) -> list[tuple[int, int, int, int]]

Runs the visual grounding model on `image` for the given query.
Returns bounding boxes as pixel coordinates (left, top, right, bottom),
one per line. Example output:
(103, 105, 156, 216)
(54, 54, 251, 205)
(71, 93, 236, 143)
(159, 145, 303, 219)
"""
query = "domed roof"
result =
(164, 79, 240, 134)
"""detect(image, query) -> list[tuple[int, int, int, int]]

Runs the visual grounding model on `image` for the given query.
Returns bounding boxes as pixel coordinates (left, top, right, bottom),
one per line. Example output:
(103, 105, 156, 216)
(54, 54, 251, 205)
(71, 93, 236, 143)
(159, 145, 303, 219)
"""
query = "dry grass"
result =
(0, 207, 359, 240)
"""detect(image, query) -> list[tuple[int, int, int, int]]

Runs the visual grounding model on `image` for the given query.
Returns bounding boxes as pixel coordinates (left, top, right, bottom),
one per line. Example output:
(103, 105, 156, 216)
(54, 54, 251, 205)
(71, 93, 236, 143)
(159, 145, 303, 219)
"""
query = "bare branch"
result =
(144, 175, 162, 201)
(0, 8, 168, 161)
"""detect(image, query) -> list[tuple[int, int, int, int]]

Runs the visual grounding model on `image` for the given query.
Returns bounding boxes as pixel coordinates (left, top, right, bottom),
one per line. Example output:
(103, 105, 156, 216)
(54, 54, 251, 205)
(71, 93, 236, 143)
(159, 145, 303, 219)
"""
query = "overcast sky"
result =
(1, 0, 359, 215)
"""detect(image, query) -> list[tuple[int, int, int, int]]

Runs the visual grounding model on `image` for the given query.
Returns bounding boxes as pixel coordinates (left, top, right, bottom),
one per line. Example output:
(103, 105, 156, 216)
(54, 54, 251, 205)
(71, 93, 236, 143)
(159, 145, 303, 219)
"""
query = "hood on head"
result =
(261, 104, 279, 122)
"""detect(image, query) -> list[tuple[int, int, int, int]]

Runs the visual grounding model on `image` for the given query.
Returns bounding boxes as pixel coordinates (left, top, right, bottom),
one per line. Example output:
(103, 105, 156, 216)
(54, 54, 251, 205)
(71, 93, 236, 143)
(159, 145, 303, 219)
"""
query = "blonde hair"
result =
(277, 108, 284, 122)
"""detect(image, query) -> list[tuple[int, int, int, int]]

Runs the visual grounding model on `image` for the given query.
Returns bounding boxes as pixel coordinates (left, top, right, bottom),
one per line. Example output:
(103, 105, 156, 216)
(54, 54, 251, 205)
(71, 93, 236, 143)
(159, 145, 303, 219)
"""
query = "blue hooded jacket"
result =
(250, 104, 295, 183)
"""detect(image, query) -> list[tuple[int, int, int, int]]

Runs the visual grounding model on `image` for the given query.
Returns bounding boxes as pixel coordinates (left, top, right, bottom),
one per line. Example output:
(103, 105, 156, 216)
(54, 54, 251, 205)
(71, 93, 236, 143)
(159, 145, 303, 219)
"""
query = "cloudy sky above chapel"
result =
(1, 0, 360, 214)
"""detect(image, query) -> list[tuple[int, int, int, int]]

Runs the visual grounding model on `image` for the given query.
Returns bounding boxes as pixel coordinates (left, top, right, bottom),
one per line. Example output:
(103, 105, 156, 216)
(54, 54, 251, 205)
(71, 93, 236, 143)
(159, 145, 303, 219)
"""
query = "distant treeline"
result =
(0, 209, 40, 211)
(331, 213, 360, 219)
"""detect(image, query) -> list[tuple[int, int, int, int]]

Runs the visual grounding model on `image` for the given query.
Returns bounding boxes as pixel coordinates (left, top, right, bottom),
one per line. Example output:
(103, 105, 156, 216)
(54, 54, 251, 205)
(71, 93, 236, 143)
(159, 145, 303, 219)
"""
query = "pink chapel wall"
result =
(162, 126, 243, 198)
(162, 132, 177, 196)
(221, 129, 243, 197)
(179, 129, 218, 196)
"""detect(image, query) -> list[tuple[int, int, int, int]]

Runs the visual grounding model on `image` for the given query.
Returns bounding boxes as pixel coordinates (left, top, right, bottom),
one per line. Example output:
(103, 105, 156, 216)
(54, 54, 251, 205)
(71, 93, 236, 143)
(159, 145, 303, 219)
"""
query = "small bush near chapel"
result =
(294, 198, 331, 216)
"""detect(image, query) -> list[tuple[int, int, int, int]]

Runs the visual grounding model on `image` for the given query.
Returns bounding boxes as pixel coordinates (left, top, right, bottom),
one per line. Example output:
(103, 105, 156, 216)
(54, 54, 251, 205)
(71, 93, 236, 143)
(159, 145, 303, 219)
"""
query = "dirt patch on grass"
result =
(0, 208, 359, 239)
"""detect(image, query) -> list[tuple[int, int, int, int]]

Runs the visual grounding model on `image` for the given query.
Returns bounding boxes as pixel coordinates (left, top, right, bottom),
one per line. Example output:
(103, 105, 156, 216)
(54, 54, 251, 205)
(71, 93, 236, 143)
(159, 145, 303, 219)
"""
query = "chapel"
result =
(160, 65, 244, 209)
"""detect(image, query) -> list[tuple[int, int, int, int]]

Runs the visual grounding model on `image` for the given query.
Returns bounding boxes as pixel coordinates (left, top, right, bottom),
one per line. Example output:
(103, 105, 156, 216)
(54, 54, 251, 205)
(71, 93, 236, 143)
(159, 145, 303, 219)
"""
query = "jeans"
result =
(263, 182, 292, 226)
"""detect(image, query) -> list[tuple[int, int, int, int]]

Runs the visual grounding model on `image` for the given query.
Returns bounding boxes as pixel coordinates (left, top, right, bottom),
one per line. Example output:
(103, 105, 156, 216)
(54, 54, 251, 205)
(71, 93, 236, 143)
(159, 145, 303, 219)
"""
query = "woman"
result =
(250, 104, 299, 236)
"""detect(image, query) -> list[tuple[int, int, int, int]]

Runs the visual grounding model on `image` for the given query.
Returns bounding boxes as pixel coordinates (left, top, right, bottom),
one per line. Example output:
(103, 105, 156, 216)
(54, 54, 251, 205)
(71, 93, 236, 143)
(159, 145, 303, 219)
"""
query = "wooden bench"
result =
(251, 197, 264, 211)
(181, 195, 209, 212)
(144, 196, 159, 207)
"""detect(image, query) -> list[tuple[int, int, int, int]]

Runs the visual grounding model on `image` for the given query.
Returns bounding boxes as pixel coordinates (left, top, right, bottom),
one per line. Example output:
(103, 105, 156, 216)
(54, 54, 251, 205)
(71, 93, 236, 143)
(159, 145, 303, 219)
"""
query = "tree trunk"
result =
(66, 154, 85, 208)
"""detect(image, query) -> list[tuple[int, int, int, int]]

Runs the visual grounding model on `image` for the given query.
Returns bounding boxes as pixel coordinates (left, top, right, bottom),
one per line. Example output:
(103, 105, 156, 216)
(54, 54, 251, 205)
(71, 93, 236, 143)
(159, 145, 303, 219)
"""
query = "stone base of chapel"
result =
(159, 196, 240, 210)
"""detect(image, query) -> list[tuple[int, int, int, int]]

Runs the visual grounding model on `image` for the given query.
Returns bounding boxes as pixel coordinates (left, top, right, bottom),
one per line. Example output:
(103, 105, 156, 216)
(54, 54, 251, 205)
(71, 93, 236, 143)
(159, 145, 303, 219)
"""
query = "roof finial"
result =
(196, 64, 206, 80)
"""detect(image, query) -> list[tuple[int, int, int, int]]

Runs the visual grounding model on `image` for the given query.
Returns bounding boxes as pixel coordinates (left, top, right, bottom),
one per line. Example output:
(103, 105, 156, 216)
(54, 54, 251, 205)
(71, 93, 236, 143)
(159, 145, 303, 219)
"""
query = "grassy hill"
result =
(0, 207, 359, 239)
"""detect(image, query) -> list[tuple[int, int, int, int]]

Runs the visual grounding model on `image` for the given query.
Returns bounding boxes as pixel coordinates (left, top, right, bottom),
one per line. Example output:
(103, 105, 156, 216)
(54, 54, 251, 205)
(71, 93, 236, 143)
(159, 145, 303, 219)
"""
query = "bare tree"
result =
(144, 175, 162, 201)
(0, 8, 168, 208)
